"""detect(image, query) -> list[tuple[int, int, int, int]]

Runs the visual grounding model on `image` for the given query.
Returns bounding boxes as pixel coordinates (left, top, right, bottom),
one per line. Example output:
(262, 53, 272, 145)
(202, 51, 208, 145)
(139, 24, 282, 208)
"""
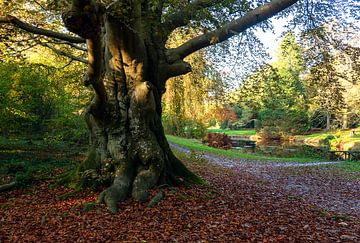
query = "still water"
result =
(231, 139, 330, 159)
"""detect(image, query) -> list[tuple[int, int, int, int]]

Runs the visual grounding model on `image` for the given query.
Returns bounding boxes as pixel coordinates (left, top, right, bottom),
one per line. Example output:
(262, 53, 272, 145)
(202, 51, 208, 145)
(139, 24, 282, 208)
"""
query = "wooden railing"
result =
(329, 151, 360, 161)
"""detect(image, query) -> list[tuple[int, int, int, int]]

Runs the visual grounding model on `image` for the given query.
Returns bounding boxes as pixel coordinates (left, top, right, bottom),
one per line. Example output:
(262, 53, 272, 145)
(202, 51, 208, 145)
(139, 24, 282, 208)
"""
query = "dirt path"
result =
(171, 144, 360, 218)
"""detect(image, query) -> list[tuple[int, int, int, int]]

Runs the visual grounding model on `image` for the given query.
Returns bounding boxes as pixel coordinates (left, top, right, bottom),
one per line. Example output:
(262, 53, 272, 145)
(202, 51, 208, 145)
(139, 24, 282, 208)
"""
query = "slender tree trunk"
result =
(342, 110, 348, 130)
(326, 112, 331, 130)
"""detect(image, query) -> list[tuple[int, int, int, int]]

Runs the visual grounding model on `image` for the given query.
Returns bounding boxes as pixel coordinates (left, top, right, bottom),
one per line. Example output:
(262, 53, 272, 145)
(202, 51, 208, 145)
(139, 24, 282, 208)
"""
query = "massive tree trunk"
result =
(62, 0, 199, 212)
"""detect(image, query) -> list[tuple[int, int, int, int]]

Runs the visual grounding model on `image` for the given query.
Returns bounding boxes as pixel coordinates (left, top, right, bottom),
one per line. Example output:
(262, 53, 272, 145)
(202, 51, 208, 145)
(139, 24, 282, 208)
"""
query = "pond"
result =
(231, 139, 331, 159)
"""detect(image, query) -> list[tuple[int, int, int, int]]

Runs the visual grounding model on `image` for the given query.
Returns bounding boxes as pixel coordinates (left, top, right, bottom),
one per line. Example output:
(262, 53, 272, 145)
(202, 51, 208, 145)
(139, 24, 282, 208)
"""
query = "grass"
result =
(207, 129, 256, 136)
(301, 129, 360, 142)
(0, 138, 81, 186)
(331, 160, 360, 173)
(166, 135, 324, 163)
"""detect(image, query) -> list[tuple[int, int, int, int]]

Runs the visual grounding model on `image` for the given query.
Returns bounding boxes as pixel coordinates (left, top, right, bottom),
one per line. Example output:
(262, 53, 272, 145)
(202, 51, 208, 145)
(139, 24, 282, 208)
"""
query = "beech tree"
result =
(0, 0, 355, 212)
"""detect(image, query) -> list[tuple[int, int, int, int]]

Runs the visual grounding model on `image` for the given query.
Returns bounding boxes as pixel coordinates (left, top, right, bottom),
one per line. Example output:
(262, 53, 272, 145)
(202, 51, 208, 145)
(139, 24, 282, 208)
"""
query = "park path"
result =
(170, 144, 360, 218)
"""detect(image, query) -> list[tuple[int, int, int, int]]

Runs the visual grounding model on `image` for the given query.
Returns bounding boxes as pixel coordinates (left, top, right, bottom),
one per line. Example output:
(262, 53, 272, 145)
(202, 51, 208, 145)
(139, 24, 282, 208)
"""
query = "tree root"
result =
(147, 189, 164, 208)
(132, 164, 161, 202)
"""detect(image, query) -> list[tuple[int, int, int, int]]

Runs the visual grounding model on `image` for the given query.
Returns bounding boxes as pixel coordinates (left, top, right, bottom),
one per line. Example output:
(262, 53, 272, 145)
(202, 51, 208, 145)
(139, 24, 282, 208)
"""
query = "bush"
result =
(257, 109, 310, 139)
(202, 133, 232, 149)
(229, 121, 245, 130)
(163, 116, 207, 139)
(15, 171, 34, 187)
(5, 162, 26, 175)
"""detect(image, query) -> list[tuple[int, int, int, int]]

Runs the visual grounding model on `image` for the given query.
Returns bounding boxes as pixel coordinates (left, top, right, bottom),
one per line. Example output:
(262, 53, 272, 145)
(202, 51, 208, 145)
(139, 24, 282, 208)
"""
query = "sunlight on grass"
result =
(332, 161, 360, 172)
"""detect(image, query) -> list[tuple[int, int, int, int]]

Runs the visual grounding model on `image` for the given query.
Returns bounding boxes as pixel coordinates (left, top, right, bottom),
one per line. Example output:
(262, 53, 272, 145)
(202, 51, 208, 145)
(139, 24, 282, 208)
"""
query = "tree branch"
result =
(50, 40, 87, 52)
(40, 42, 88, 64)
(162, 60, 192, 80)
(62, 0, 102, 39)
(0, 15, 85, 43)
(167, 0, 298, 62)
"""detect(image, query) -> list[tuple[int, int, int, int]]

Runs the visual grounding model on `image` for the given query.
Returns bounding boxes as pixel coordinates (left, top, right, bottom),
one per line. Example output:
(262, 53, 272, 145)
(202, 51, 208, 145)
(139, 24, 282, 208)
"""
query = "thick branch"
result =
(40, 42, 88, 63)
(161, 60, 192, 80)
(0, 15, 85, 43)
(167, 0, 298, 62)
(62, 0, 102, 39)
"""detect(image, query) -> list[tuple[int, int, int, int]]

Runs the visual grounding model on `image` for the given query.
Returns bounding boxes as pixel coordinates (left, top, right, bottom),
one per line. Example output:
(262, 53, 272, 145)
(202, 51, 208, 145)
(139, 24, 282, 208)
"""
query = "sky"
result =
(254, 18, 288, 60)
(218, 18, 288, 88)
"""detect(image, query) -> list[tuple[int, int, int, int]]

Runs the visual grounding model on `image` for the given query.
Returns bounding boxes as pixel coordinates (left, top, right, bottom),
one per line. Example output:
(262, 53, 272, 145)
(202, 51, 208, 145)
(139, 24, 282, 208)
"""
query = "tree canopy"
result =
(1, 0, 357, 68)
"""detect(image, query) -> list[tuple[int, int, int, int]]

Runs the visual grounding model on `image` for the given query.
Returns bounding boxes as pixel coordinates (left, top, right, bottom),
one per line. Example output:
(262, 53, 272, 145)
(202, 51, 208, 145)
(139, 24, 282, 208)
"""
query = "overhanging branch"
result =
(50, 40, 87, 52)
(167, 0, 298, 62)
(0, 15, 85, 43)
(40, 42, 88, 64)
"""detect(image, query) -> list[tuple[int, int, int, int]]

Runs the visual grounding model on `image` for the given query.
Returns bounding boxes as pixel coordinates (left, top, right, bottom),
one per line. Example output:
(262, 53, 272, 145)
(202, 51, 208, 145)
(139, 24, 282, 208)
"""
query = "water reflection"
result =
(232, 139, 329, 159)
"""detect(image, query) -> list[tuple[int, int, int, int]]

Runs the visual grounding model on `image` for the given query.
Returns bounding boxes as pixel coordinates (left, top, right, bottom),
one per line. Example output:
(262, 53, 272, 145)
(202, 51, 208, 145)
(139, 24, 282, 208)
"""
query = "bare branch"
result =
(62, 42, 87, 52)
(49, 40, 87, 52)
(40, 42, 88, 63)
(167, 0, 298, 62)
(0, 15, 85, 43)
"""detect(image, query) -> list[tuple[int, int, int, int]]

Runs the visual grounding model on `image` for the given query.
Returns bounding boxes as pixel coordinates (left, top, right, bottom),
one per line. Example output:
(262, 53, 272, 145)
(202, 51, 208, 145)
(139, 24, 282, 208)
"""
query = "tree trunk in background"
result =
(62, 2, 200, 212)
(326, 112, 331, 130)
(342, 111, 348, 129)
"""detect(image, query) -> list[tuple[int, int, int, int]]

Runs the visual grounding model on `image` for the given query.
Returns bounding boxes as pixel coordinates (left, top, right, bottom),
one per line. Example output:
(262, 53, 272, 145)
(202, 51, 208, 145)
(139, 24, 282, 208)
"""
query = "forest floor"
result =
(0, 143, 359, 242)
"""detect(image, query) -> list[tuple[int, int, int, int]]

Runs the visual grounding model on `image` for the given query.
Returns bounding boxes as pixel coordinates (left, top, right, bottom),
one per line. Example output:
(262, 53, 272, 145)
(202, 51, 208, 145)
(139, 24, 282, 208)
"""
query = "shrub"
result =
(15, 170, 35, 187)
(257, 109, 310, 139)
(202, 133, 232, 149)
(183, 120, 207, 138)
(163, 116, 207, 139)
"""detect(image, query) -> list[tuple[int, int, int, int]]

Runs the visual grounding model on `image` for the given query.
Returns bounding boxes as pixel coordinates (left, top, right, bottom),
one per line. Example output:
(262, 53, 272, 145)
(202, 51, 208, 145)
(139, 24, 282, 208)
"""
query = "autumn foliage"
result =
(202, 133, 232, 149)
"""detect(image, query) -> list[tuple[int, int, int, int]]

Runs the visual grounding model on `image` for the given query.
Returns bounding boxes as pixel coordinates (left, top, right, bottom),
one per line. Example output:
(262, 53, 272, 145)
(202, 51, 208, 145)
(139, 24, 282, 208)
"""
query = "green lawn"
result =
(302, 129, 360, 140)
(207, 129, 256, 136)
(333, 160, 360, 172)
(166, 135, 323, 163)
(0, 138, 80, 186)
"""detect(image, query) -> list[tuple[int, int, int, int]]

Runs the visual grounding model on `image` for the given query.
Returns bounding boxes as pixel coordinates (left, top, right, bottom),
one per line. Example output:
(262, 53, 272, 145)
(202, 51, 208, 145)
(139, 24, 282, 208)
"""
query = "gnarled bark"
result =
(62, 0, 202, 212)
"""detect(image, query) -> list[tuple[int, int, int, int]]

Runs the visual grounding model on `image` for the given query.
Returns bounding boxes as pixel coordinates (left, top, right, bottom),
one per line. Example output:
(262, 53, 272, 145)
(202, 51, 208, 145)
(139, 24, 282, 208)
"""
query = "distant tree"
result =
(162, 30, 224, 138)
(301, 22, 359, 130)
(304, 55, 346, 130)
(0, 62, 55, 137)
(235, 32, 309, 138)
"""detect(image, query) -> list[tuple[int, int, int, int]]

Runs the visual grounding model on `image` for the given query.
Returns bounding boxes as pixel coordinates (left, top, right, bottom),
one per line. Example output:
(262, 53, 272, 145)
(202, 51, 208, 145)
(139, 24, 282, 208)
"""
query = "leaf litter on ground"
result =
(0, 147, 359, 242)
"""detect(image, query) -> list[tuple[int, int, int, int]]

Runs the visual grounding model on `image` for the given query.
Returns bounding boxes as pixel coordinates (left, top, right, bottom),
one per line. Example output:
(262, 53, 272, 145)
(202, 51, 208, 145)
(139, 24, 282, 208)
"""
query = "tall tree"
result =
(301, 22, 359, 129)
(163, 29, 224, 137)
(0, 0, 357, 212)
(234, 32, 308, 138)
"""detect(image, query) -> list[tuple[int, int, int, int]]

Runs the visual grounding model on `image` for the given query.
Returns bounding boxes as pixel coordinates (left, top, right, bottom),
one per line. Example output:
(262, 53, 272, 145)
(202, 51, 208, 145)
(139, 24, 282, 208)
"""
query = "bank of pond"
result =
(167, 129, 360, 162)
(230, 138, 360, 161)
